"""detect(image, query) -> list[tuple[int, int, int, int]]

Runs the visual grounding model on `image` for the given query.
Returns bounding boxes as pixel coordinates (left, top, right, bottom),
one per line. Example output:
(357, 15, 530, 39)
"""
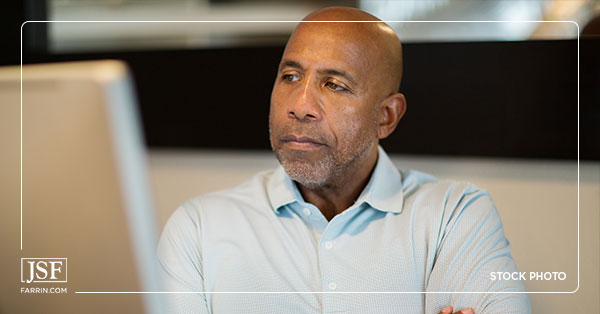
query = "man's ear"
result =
(377, 92, 407, 139)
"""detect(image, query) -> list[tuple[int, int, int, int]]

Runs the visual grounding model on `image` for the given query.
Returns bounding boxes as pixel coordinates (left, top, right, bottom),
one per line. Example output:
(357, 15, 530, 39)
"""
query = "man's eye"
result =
(325, 81, 346, 92)
(282, 74, 300, 82)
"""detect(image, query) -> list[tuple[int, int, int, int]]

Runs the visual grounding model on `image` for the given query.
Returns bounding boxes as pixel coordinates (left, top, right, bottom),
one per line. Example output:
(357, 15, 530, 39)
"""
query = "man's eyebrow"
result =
(279, 60, 303, 72)
(318, 69, 356, 85)
(279, 60, 357, 85)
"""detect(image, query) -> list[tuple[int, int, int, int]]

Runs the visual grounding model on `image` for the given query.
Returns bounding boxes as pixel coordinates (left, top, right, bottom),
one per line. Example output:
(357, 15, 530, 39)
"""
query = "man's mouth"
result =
(281, 135, 325, 149)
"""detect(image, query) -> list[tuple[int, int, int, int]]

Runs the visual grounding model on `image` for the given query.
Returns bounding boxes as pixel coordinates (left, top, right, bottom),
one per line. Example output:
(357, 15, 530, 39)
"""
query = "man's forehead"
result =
(282, 24, 372, 73)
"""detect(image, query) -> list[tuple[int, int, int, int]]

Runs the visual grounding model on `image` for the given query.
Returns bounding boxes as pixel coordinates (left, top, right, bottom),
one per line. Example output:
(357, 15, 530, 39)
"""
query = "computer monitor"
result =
(0, 60, 165, 314)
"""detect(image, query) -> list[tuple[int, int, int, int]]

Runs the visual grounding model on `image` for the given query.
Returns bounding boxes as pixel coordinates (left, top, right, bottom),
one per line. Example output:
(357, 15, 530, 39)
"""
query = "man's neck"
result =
(296, 147, 378, 221)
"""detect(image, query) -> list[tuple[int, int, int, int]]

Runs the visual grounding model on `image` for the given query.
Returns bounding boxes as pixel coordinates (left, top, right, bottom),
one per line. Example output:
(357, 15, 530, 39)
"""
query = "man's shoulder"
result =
(400, 169, 491, 212)
(401, 169, 480, 194)
(179, 168, 277, 214)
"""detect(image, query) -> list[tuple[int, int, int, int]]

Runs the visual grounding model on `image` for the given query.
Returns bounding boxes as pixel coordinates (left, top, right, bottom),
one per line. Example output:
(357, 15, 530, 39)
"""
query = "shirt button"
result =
(302, 208, 311, 216)
(324, 241, 334, 249)
(328, 282, 337, 290)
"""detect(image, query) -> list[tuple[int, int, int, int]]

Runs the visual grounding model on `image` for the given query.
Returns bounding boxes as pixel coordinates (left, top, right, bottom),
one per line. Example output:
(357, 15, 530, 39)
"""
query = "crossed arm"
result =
(424, 189, 530, 314)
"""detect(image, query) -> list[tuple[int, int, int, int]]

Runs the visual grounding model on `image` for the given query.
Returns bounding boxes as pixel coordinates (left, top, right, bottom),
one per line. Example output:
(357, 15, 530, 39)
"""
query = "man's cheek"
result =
(268, 103, 285, 126)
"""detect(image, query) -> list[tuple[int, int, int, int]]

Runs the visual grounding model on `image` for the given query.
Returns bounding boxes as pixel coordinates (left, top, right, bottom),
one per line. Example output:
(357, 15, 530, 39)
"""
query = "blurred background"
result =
(5, 0, 600, 313)
(23, 0, 600, 52)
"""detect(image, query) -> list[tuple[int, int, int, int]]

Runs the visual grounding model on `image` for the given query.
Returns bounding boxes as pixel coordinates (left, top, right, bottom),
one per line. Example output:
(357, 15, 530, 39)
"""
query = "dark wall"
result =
(22, 37, 599, 160)
(1, 1, 47, 66)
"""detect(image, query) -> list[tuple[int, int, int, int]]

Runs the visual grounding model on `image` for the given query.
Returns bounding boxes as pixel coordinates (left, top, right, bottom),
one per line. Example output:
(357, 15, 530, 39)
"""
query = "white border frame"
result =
(20, 20, 580, 294)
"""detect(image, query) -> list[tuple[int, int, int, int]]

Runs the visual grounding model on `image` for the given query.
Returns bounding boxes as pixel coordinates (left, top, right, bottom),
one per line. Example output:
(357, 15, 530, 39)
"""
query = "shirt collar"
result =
(267, 145, 404, 214)
(357, 145, 404, 213)
(267, 164, 303, 214)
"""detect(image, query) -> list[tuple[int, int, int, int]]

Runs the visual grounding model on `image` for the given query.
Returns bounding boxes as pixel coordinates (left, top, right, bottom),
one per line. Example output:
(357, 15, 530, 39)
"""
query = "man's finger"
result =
(438, 306, 453, 314)
(454, 308, 474, 314)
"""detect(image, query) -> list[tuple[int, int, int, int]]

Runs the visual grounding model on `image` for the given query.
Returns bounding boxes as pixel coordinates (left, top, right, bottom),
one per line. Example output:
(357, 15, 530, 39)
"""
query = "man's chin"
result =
(276, 145, 326, 162)
(277, 156, 334, 189)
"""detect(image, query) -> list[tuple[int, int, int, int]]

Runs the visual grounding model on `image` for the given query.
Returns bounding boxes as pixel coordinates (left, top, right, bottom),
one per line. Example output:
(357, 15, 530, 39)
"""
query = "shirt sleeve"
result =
(157, 203, 210, 314)
(424, 187, 531, 314)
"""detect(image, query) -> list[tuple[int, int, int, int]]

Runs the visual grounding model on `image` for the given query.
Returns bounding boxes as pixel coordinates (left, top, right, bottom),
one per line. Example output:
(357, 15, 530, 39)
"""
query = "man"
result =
(158, 7, 530, 314)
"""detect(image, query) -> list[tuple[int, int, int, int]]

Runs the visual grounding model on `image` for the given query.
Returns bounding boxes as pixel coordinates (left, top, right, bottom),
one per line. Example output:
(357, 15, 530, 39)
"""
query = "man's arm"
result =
(425, 187, 531, 314)
(157, 204, 209, 314)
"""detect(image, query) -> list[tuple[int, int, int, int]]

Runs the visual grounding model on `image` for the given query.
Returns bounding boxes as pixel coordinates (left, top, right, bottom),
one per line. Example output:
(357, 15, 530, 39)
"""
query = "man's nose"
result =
(287, 82, 321, 122)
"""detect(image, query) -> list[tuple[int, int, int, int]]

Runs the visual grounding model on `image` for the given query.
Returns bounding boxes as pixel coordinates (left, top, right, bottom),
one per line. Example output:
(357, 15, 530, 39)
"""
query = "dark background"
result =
(7, 3, 599, 161)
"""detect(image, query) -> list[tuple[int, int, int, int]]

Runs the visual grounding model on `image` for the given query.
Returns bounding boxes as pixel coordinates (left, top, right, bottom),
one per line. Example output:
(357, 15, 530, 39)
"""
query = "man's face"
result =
(269, 23, 386, 188)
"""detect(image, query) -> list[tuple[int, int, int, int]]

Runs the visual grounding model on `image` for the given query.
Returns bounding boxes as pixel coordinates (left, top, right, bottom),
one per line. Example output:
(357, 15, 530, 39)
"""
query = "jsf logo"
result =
(21, 258, 67, 283)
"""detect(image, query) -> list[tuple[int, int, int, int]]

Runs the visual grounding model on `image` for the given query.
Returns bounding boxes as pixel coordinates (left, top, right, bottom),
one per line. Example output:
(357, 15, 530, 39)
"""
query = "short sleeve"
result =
(425, 189, 531, 314)
(157, 203, 209, 314)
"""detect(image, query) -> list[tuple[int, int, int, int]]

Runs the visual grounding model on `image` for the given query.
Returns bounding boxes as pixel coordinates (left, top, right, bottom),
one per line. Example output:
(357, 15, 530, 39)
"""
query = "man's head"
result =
(269, 7, 406, 189)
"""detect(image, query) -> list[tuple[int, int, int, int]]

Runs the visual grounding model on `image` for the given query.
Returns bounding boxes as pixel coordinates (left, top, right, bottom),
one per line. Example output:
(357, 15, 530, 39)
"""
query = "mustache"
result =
(272, 123, 332, 146)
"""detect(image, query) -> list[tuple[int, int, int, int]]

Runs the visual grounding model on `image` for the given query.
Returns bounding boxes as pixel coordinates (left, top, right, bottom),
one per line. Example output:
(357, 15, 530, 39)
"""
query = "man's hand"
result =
(437, 306, 474, 314)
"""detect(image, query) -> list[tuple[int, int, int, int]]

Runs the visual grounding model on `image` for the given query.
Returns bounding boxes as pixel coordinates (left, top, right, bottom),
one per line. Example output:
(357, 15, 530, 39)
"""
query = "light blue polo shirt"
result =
(157, 146, 530, 314)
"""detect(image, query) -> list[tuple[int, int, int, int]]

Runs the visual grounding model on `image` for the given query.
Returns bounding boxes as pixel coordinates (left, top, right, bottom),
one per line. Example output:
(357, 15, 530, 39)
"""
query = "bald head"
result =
(290, 7, 404, 95)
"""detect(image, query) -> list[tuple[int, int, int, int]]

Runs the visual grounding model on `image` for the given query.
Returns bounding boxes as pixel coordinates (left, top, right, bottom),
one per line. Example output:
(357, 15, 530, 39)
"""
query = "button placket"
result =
(302, 207, 311, 216)
(327, 281, 337, 290)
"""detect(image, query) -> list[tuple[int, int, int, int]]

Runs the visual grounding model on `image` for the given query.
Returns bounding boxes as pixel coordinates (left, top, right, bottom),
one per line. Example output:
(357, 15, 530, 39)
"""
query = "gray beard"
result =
(274, 139, 375, 190)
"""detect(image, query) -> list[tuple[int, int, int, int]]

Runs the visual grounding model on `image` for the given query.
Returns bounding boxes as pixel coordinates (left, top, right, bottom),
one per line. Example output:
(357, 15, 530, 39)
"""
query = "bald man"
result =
(158, 7, 530, 314)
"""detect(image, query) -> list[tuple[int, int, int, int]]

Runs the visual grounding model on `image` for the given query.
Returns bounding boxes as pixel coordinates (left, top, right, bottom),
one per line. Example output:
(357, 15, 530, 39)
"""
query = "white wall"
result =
(148, 149, 599, 313)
